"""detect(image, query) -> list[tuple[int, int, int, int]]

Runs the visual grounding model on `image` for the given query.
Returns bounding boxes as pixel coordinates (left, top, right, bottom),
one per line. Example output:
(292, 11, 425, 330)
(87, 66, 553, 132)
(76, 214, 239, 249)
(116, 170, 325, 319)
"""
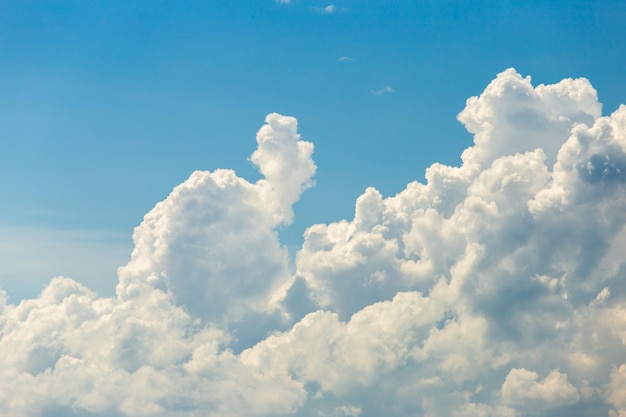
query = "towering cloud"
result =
(117, 113, 315, 324)
(1, 69, 626, 417)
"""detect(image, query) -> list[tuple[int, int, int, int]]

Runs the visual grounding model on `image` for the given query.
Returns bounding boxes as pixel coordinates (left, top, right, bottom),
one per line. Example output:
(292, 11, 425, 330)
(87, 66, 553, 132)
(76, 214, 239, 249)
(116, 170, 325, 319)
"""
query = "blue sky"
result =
(3, 2, 626, 416)
(2, 0, 626, 300)
(1, 0, 624, 221)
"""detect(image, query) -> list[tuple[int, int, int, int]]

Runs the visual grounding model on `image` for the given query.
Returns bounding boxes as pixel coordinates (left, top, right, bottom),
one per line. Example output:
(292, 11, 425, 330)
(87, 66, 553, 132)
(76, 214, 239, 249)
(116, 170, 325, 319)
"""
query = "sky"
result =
(1, 1, 626, 416)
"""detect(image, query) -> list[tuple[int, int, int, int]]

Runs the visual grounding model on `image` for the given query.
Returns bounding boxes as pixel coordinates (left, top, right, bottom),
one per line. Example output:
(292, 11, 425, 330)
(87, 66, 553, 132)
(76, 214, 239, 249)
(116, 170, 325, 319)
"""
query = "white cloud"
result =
(608, 365, 626, 417)
(2, 69, 626, 416)
(276, 0, 290, 4)
(370, 85, 395, 95)
(501, 368, 579, 407)
(337, 56, 354, 62)
(117, 113, 315, 325)
(312, 5, 340, 14)
(458, 68, 601, 168)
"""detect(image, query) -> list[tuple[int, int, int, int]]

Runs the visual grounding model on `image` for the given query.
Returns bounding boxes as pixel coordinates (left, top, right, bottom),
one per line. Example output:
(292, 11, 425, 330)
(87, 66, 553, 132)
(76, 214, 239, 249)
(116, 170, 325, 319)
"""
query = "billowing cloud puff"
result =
(500, 368, 579, 408)
(117, 113, 315, 325)
(1, 69, 626, 417)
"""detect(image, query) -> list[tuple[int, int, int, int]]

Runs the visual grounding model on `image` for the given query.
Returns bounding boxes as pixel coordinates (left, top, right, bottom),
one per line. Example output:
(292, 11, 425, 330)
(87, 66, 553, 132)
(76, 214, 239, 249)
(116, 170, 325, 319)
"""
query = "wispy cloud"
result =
(337, 56, 354, 62)
(313, 4, 343, 14)
(370, 85, 395, 96)
(276, 0, 290, 4)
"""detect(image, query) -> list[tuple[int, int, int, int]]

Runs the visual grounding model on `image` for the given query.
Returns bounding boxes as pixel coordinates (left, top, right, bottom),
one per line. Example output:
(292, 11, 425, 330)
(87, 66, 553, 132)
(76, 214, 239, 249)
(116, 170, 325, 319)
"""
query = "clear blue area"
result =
(1, 0, 625, 299)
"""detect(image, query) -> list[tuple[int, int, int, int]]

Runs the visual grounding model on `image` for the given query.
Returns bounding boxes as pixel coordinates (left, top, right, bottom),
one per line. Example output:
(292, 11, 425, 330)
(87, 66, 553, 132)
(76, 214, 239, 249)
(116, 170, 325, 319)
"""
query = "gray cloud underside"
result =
(2, 69, 626, 417)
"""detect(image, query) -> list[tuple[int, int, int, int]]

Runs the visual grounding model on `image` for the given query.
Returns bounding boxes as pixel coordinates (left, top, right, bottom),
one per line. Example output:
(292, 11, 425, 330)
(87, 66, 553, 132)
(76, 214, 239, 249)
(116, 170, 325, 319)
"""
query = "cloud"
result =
(370, 85, 394, 96)
(337, 56, 354, 62)
(501, 368, 579, 408)
(2, 69, 626, 416)
(276, 0, 290, 4)
(312, 5, 340, 14)
(608, 365, 626, 417)
(117, 113, 315, 324)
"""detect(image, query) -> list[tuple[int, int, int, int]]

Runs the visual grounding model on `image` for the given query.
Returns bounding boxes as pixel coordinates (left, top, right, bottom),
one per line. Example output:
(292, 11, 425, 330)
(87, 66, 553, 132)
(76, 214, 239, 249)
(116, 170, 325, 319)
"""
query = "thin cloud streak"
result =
(370, 85, 395, 95)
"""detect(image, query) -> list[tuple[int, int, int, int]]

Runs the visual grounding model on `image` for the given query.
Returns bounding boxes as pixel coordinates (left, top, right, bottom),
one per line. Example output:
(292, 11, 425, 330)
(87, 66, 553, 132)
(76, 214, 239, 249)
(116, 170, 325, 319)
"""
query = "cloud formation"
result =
(2, 69, 626, 417)
(117, 113, 315, 325)
(370, 85, 395, 96)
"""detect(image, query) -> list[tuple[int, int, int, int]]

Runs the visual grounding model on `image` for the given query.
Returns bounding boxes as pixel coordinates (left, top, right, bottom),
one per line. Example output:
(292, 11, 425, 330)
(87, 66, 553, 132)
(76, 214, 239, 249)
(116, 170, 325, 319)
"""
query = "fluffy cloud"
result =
(2, 69, 626, 416)
(117, 113, 315, 326)
(608, 365, 626, 417)
(501, 368, 579, 408)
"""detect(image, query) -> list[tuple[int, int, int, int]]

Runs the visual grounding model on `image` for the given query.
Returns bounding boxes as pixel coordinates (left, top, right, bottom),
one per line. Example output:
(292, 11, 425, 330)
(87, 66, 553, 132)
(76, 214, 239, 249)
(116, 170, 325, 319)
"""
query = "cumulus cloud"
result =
(608, 365, 626, 417)
(2, 69, 626, 417)
(117, 113, 315, 326)
(501, 368, 579, 408)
